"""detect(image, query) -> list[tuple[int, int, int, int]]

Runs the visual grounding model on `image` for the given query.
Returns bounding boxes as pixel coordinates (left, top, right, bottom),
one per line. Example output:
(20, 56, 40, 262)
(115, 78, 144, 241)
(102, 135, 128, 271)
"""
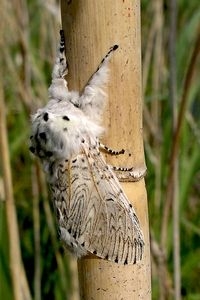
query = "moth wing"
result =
(58, 147, 144, 264)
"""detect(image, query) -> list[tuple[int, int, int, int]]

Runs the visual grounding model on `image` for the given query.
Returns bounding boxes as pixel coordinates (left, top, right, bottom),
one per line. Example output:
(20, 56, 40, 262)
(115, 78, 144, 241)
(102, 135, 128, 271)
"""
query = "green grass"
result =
(142, 0, 200, 299)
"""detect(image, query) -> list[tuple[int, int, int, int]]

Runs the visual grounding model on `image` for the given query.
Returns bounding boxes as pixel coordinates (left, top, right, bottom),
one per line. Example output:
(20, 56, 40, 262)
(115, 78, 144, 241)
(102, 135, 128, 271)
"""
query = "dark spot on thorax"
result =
(45, 151, 53, 157)
(39, 132, 47, 142)
(63, 115, 70, 121)
(29, 146, 35, 153)
(43, 112, 49, 121)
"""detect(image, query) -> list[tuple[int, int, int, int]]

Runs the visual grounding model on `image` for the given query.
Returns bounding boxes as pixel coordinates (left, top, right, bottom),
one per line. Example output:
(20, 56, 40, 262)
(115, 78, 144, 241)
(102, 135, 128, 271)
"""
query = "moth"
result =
(30, 30, 145, 264)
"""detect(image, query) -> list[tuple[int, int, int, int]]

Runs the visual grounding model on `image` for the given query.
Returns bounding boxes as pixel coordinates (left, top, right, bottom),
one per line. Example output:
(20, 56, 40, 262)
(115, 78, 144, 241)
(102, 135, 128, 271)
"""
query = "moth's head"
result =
(29, 107, 102, 162)
(30, 110, 81, 161)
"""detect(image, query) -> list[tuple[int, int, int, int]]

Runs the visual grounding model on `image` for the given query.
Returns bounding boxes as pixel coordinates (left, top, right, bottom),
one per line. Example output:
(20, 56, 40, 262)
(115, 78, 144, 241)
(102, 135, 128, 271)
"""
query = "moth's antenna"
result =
(78, 45, 119, 119)
(83, 44, 119, 89)
(52, 29, 68, 80)
(59, 30, 65, 53)
(96, 44, 118, 73)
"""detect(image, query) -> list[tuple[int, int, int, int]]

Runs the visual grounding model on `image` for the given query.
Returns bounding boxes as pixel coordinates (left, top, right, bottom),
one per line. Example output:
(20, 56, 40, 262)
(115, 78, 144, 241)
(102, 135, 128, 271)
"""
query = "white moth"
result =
(30, 30, 144, 264)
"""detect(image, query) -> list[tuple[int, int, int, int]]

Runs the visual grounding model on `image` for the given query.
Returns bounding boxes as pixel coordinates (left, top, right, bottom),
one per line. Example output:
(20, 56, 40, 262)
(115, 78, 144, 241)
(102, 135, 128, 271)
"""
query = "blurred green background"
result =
(0, 1, 200, 299)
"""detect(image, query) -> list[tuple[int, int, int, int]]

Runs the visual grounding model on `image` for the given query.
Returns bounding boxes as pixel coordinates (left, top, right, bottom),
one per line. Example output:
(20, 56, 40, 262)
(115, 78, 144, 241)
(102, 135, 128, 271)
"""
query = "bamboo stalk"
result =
(61, 1, 151, 299)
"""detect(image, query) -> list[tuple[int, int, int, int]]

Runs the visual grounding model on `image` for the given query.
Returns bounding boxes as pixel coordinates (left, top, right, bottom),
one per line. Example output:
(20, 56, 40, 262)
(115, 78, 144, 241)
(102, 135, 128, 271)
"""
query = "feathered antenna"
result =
(52, 30, 68, 79)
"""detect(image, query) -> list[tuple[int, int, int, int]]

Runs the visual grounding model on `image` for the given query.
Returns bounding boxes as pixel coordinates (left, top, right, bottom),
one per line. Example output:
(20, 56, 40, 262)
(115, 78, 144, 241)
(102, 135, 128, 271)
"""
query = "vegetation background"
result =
(0, 0, 199, 299)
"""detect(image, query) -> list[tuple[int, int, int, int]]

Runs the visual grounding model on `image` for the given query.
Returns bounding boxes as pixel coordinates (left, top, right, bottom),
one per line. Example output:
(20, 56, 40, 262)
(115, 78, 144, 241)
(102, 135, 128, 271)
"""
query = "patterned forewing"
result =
(79, 146, 142, 263)
(85, 146, 144, 264)
(50, 145, 144, 264)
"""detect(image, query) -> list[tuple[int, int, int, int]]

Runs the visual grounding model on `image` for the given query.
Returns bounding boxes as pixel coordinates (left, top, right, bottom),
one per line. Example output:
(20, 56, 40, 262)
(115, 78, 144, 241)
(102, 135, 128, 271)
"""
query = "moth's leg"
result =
(99, 143, 125, 156)
(112, 166, 133, 171)
(79, 45, 118, 114)
(52, 29, 68, 80)
(111, 166, 147, 181)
